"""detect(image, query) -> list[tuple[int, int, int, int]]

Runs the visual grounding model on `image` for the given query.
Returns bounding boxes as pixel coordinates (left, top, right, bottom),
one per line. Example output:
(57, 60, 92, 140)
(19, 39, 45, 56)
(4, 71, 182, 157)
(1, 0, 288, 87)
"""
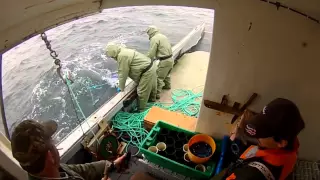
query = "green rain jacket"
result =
(106, 44, 152, 91)
(146, 26, 173, 60)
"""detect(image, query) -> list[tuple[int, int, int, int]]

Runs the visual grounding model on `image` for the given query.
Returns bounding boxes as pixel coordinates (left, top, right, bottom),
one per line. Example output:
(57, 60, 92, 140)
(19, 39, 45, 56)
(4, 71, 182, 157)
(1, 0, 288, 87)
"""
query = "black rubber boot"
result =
(162, 85, 171, 90)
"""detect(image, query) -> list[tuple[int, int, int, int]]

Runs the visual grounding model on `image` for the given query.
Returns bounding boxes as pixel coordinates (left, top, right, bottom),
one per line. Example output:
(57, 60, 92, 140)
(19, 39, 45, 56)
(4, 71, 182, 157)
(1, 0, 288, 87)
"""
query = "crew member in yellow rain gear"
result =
(146, 25, 174, 99)
(105, 43, 157, 111)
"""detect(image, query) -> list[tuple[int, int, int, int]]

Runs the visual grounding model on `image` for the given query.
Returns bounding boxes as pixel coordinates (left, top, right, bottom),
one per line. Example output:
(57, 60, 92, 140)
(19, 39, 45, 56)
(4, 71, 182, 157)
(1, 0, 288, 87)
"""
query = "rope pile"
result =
(112, 110, 150, 155)
(157, 89, 202, 117)
(112, 89, 203, 154)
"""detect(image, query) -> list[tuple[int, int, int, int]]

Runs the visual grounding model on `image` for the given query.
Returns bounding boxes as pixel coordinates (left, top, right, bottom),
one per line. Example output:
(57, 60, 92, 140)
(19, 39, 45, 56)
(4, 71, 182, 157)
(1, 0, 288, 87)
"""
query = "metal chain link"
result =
(40, 32, 61, 67)
(40, 32, 66, 83)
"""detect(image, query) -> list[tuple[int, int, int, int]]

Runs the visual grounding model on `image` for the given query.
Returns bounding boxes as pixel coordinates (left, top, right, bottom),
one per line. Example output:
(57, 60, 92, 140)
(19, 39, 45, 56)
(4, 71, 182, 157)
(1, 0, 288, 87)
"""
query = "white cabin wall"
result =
(196, 0, 320, 160)
(0, 132, 27, 180)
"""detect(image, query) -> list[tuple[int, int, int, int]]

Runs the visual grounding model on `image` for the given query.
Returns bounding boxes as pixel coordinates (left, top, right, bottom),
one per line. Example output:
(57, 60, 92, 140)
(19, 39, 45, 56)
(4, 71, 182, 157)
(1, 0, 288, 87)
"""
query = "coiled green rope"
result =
(112, 110, 150, 156)
(111, 89, 203, 155)
(162, 89, 202, 117)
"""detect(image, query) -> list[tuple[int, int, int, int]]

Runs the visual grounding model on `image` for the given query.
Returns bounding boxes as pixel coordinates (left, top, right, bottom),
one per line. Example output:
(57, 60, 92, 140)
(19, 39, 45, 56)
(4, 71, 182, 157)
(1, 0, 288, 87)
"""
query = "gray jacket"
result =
(28, 160, 112, 180)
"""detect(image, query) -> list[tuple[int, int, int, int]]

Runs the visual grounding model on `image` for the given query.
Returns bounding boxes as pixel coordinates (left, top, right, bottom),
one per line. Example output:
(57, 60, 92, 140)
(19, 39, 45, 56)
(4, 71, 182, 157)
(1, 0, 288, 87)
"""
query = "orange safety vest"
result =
(234, 140, 299, 180)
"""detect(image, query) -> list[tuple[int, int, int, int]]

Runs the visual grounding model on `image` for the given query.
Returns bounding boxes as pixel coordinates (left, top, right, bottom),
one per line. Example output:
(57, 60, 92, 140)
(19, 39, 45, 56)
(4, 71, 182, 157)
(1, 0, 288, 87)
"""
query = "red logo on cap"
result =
(245, 124, 256, 136)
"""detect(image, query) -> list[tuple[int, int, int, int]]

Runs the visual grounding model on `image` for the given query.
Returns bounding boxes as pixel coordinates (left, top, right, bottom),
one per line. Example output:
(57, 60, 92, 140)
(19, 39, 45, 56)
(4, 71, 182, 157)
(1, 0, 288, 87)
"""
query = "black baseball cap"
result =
(243, 98, 305, 140)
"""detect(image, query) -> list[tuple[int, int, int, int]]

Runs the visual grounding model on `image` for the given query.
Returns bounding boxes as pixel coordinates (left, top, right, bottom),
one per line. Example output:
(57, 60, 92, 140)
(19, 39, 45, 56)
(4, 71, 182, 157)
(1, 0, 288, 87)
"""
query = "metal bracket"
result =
(82, 120, 109, 150)
(231, 93, 258, 123)
(204, 93, 258, 123)
(204, 95, 242, 116)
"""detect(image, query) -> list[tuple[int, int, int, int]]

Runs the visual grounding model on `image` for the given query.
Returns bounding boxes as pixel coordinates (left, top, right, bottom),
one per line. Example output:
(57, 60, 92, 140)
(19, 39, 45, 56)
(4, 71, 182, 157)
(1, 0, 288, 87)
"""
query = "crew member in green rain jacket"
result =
(105, 43, 157, 111)
(146, 25, 174, 99)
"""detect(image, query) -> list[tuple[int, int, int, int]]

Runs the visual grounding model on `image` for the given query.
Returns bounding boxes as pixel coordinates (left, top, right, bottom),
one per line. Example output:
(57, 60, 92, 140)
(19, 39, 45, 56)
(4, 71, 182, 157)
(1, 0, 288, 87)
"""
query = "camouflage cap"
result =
(11, 120, 57, 167)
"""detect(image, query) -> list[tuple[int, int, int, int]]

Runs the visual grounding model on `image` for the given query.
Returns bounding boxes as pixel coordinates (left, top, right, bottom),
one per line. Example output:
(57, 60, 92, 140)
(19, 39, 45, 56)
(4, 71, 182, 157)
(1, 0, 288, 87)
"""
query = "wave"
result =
(20, 42, 120, 140)
(96, 20, 107, 24)
(80, 24, 93, 30)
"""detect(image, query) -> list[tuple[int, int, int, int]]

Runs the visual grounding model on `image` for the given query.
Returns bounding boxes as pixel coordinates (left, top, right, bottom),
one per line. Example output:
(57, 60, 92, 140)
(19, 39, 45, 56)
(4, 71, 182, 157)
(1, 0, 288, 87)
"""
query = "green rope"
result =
(165, 89, 202, 117)
(65, 77, 98, 140)
(88, 83, 110, 90)
(111, 89, 202, 155)
(64, 75, 202, 156)
(66, 78, 88, 121)
(112, 109, 150, 156)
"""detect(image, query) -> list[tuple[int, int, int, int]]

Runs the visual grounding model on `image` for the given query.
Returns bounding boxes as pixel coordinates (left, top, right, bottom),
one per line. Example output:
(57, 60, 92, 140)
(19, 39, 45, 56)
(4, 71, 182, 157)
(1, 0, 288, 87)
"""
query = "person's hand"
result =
(230, 125, 238, 141)
(101, 154, 127, 180)
(230, 110, 254, 141)
(114, 153, 127, 169)
(230, 110, 246, 141)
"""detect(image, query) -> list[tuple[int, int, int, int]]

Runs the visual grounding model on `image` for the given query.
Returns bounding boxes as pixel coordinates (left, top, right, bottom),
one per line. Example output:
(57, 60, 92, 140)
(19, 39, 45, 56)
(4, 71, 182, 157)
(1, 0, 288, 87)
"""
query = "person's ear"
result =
(277, 139, 288, 148)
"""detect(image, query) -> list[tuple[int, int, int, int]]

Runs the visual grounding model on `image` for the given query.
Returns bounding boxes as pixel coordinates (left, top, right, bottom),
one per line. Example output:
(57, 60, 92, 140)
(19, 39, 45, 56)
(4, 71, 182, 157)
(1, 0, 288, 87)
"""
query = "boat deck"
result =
(109, 51, 210, 180)
(159, 51, 210, 105)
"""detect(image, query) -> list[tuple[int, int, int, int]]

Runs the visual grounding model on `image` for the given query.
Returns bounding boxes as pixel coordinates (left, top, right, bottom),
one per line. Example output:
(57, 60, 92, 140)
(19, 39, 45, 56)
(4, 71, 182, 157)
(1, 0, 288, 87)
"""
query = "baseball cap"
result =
(243, 98, 305, 140)
(11, 120, 57, 171)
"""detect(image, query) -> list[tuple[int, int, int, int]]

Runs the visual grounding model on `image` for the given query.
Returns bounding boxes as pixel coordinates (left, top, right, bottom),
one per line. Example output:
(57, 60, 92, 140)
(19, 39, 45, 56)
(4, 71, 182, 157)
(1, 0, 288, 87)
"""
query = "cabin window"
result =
(1, 6, 214, 144)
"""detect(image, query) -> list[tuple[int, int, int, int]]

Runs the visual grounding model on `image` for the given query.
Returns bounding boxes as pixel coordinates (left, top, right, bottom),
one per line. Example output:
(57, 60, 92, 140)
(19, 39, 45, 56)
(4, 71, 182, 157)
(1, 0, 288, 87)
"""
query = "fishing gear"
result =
(112, 89, 203, 156)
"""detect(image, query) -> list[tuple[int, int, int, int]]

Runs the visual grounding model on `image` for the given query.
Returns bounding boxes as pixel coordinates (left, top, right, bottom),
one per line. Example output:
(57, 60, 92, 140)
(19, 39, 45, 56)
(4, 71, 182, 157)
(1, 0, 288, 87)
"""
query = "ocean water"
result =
(2, 6, 214, 142)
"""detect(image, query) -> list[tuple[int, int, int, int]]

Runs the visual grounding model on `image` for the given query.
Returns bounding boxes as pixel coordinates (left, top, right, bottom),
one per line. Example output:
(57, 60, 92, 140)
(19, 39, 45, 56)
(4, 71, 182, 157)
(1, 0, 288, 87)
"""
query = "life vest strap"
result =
(248, 161, 275, 180)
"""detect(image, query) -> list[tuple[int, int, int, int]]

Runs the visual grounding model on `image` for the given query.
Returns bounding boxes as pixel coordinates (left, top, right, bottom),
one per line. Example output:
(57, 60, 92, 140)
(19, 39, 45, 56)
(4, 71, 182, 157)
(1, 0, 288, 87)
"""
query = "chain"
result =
(40, 33, 62, 67)
(40, 32, 66, 82)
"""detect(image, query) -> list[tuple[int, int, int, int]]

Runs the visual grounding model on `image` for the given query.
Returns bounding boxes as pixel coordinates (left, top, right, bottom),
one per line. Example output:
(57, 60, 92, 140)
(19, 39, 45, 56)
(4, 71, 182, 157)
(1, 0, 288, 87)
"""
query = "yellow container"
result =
(187, 134, 216, 164)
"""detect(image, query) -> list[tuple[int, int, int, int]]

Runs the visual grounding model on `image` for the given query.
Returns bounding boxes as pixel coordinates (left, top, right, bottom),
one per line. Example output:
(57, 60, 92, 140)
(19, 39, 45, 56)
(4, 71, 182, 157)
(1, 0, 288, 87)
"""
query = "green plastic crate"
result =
(141, 121, 221, 179)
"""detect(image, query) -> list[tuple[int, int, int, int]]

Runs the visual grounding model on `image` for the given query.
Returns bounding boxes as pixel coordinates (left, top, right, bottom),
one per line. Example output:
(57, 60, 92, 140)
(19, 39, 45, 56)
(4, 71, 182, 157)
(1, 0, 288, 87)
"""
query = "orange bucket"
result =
(187, 134, 216, 164)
